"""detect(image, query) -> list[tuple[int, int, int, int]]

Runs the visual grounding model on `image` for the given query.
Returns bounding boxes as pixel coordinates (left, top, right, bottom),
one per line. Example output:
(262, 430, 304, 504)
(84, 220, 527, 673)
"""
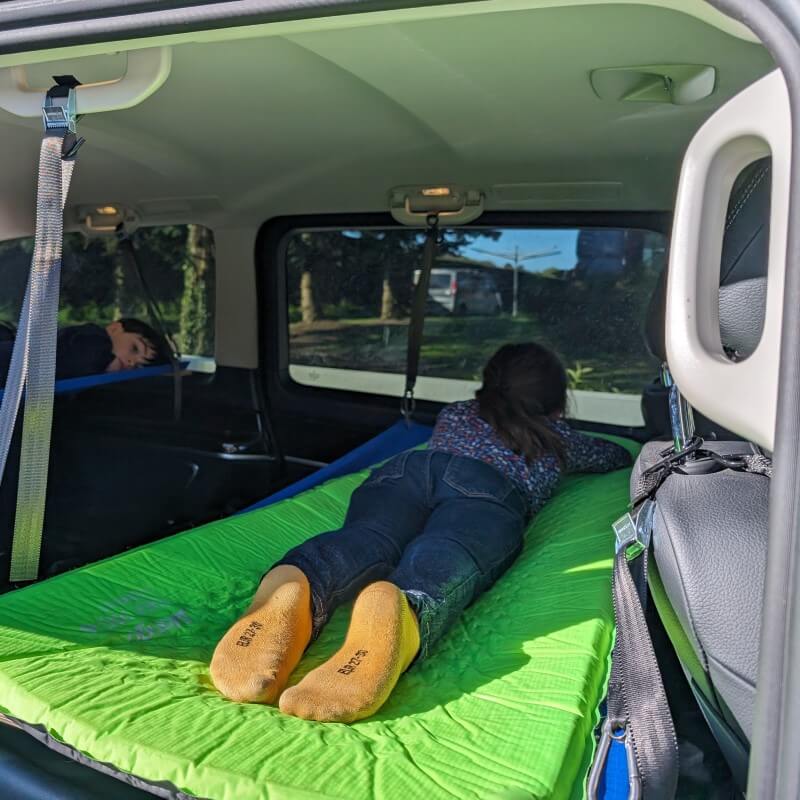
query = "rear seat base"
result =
(632, 440, 767, 789)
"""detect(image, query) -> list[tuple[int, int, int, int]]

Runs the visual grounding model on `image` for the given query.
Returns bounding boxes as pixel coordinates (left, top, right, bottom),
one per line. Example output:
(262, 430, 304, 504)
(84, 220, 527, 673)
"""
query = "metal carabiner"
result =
(587, 719, 642, 800)
(625, 729, 643, 800)
(401, 388, 416, 426)
(587, 718, 615, 797)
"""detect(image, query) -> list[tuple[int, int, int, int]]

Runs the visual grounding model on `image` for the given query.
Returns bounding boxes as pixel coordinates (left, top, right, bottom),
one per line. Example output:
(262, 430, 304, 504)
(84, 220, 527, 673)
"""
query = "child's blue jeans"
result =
(276, 450, 528, 659)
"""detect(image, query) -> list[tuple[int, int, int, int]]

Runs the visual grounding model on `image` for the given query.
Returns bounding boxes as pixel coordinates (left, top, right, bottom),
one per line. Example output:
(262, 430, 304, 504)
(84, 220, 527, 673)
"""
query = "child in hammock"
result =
(210, 342, 631, 722)
(0, 317, 170, 387)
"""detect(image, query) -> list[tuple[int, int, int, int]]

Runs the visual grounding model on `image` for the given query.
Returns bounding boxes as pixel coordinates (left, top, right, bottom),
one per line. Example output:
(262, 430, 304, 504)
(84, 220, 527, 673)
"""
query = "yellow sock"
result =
(278, 581, 420, 722)
(210, 565, 312, 704)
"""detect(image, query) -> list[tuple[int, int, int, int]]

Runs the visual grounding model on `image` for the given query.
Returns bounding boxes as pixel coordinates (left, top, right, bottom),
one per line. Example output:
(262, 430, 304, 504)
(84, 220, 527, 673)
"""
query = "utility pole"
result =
(472, 245, 561, 317)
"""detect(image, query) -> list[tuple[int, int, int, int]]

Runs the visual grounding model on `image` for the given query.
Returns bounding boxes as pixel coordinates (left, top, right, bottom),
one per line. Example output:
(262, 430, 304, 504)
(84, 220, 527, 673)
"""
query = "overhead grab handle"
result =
(0, 47, 171, 118)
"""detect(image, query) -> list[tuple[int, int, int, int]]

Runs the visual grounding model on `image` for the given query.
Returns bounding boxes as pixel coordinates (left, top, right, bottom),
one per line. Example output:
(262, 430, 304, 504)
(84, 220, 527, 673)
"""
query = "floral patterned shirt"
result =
(429, 400, 632, 512)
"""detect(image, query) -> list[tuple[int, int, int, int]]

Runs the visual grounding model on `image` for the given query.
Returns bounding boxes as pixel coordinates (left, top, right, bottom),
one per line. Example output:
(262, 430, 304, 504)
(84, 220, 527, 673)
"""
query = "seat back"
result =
(632, 112, 777, 790)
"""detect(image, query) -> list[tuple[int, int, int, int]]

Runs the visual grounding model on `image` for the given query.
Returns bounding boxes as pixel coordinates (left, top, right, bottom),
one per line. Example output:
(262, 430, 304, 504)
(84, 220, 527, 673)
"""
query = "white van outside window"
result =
(417, 267, 503, 316)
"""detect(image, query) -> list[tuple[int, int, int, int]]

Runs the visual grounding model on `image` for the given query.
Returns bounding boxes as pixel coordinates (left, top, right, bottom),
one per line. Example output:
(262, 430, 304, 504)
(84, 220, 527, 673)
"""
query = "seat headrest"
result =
(645, 156, 771, 362)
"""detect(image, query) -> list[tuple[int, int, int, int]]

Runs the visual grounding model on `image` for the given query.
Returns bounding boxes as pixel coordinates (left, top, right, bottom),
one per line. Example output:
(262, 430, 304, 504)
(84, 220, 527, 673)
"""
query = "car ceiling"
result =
(0, 0, 774, 241)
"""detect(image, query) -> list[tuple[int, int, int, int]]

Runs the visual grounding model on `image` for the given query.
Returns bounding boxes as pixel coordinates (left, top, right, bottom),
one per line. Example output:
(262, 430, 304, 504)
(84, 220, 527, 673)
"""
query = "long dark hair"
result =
(476, 342, 568, 464)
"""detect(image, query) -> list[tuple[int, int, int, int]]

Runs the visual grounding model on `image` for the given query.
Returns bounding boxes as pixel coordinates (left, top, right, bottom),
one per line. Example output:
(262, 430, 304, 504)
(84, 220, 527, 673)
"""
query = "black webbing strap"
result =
(631, 438, 773, 508)
(115, 229, 183, 421)
(402, 214, 439, 423)
(607, 545, 679, 800)
(250, 369, 285, 477)
(630, 437, 704, 507)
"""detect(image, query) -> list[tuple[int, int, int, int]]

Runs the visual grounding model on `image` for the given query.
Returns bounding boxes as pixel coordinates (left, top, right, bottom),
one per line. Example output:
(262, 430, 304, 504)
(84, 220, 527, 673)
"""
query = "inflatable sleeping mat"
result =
(0, 437, 638, 800)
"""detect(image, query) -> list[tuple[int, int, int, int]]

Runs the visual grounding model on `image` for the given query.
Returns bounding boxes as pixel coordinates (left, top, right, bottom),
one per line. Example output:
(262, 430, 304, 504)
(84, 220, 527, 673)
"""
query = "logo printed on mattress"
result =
(338, 649, 368, 674)
(235, 620, 263, 647)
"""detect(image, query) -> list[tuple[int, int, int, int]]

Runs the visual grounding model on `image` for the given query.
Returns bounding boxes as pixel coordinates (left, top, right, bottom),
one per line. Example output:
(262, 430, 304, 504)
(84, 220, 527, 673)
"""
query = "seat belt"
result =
(402, 214, 439, 424)
(0, 77, 85, 582)
(115, 229, 183, 421)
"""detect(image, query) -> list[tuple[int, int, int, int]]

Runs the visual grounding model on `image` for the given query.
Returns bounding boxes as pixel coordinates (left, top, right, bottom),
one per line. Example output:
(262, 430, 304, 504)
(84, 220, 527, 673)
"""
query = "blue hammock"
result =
(0, 362, 184, 403)
(243, 419, 433, 512)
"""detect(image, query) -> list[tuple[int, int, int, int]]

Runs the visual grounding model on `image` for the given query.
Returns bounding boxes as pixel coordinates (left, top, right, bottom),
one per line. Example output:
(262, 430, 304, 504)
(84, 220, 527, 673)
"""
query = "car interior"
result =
(0, 1, 790, 798)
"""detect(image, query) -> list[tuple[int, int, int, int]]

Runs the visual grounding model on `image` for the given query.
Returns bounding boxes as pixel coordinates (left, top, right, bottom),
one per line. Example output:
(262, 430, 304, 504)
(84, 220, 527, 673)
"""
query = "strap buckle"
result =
(628, 436, 705, 508)
(42, 83, 78, 134)
(613, 499, 655, 556)
(644, 435, 704, 477)
(587, 718, 643, 800)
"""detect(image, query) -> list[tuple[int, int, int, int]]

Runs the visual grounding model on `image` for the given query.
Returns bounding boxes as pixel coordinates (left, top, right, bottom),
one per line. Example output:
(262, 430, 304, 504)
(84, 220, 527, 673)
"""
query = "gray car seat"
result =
(634, 157, 771, 790)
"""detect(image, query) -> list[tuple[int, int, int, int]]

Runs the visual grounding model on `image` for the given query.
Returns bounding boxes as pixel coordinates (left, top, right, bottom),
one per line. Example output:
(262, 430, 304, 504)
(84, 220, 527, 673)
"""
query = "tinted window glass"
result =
(0, 224, 215, 358)
(285, 226, 666, 425)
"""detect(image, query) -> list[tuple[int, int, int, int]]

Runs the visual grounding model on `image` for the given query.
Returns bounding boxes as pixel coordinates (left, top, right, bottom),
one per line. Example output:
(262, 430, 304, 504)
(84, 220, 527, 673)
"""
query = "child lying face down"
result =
(0, 317, 170, 386)
(211, 342, 632, 722)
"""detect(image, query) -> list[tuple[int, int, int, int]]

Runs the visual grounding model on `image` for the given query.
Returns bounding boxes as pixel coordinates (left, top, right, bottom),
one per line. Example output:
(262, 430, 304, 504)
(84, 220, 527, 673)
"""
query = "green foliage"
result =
(57, 302, 115, 327)
(539, 267, 565, 279)
(288, 305, 302, 323)
(321, 298, 366, 319)
(178, 225, 215, 355)
(566, 361, 594, 390)
(285, 228, 503, 320)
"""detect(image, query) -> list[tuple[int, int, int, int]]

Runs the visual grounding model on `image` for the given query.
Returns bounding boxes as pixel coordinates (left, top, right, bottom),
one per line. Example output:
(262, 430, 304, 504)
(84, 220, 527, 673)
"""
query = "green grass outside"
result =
(289, 313, 659, 394)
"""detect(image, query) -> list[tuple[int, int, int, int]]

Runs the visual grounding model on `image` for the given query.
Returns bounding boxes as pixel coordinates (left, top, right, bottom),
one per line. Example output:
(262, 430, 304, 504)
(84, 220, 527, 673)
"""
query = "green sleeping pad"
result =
(0, 439, 637, 800)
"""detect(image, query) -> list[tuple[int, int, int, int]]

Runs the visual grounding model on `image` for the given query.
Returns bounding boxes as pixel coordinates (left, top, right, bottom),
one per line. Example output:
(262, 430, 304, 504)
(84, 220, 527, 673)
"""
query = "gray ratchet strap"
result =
(0, 77, 84, 582)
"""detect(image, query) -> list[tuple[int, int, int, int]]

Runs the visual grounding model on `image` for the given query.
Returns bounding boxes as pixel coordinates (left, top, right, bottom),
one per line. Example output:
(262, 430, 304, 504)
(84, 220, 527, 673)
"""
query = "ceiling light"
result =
(95, 205, 119, 215)
(421, 187, 451, 197)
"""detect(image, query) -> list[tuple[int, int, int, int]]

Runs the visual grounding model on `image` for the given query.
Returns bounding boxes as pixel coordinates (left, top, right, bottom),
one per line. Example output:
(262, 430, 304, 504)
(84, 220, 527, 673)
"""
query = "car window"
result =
(0, 224, 216, 360)
(285, 225, 666, 425)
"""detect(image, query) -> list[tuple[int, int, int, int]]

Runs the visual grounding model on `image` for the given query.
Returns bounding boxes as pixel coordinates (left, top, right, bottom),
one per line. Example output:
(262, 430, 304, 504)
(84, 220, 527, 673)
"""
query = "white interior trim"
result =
(214, 227, 259, 368)
(666, 69, 789, 450)
(0, 47, 172, 118)
(289, 364, 645, 426)
(0, 0, 759, 70)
